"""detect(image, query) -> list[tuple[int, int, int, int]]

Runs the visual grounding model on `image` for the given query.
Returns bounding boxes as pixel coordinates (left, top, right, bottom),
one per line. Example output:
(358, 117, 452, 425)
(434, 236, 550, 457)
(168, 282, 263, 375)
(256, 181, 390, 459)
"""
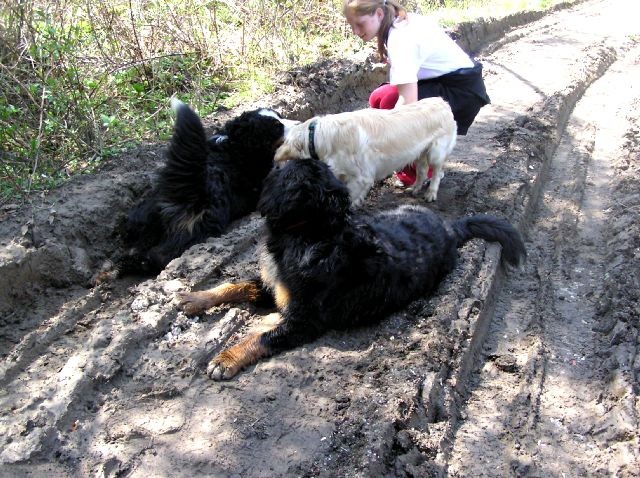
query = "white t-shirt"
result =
(387, 13, 474, 85)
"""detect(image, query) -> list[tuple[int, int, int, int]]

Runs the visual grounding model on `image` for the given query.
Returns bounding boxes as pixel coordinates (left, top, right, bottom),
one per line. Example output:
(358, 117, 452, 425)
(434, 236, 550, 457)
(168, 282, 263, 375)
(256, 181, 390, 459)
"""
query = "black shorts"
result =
(418, 61, 490, 135)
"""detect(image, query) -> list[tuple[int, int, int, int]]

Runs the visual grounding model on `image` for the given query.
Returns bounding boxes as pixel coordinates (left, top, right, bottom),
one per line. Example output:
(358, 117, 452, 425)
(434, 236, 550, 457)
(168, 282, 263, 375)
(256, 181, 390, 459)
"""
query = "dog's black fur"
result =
(179, 158, 527, 380)
(116, 101, 288, 275)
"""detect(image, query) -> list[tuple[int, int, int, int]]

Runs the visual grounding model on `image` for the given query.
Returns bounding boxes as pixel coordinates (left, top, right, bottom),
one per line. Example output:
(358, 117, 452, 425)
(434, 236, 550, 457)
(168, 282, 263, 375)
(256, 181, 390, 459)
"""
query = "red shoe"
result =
(394, 164, 433, 187)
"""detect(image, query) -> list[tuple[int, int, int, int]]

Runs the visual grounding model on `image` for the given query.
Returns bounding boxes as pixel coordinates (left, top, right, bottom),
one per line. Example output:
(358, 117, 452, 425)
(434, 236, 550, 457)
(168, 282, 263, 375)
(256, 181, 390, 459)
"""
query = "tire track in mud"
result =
(447, 41, 640, 477)
(0, 217, 261, 465)
(0, 58, 388, 476)
(1, 1, 639, 476)
(294, 3, 638, 476)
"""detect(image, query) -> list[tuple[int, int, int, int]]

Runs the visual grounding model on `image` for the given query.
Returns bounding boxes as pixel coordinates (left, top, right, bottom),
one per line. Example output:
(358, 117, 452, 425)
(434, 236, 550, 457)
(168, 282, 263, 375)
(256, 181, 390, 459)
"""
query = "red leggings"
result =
(369, 84, 432, 186)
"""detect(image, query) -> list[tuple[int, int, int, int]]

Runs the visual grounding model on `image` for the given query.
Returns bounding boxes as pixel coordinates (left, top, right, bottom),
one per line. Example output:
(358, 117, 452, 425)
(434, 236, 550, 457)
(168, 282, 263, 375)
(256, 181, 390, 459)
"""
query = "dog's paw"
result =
(407, 186, 421, 197)
(177, 291, 214, 315)
(206, 353, 241, 381)
(205, 334, 268, 381)
(424, 190, 438, 202)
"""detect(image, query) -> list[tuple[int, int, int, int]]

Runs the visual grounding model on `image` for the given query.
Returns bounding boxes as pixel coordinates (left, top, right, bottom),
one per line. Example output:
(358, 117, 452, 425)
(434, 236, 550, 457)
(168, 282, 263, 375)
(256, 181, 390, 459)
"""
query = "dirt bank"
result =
(1, 0, 638, 476)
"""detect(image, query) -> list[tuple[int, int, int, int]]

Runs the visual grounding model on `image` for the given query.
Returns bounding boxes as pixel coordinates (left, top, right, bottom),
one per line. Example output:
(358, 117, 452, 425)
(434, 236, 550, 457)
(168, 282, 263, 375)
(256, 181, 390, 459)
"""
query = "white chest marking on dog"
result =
(258, 109, 280, 120)
(258, 108, 301, 135)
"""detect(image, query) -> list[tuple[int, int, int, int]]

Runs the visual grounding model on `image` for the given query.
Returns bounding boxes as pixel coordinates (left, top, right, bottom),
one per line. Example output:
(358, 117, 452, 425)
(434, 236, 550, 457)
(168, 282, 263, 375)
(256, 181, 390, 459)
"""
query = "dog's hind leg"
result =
(408, 153, 432, 196)
(424, 168, 444, 202)
(423, 136, 451, 202)
(178, 279, 270, 315)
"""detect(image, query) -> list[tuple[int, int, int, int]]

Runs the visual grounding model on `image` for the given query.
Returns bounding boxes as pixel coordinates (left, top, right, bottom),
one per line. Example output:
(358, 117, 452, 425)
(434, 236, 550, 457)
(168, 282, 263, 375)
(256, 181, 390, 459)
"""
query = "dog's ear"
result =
(225, 112, 284, 153)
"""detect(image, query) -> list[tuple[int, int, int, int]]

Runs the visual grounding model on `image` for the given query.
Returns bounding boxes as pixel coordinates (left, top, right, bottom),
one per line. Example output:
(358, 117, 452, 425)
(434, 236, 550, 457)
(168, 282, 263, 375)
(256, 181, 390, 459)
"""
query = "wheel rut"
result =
(447, 40, 640, 478)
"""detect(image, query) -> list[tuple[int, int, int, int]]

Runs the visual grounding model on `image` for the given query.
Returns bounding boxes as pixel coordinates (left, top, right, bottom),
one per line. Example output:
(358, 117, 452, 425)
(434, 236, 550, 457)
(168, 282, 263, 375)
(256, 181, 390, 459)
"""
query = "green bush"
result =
(0, 0, 350, 202)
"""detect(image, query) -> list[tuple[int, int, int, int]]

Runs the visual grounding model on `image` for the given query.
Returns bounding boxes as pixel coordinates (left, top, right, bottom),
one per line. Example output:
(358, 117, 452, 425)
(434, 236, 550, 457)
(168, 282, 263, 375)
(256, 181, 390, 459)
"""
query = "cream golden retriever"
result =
(273, 97, 457, 205)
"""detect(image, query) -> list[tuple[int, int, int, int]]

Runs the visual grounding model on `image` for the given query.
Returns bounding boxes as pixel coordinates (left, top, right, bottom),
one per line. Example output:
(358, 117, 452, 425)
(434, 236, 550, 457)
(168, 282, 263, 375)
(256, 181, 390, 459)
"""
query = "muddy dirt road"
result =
(1, 0, 638, 476)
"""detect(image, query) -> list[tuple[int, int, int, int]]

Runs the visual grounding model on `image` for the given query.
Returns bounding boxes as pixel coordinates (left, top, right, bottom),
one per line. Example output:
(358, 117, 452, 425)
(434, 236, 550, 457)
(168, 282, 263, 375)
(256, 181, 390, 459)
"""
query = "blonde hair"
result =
(343, 0, 407, 61)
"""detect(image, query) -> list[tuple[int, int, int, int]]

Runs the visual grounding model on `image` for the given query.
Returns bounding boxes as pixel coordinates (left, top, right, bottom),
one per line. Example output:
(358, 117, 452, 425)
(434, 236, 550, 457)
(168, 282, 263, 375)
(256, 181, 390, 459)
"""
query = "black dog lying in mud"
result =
(102, 99, 298, 279)
(179, 158, 527, 380)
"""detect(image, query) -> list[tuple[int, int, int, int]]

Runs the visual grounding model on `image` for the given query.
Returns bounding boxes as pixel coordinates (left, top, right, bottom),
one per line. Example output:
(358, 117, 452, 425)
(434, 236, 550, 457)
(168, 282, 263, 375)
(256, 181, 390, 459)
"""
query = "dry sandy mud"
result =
(1, 0, 638, 476)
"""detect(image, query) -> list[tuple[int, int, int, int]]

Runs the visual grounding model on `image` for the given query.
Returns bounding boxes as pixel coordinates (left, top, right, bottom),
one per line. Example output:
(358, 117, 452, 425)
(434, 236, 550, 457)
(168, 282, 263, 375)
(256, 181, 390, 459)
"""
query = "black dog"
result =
(178, 158, 526, 380)
(111, 99, 298, 277)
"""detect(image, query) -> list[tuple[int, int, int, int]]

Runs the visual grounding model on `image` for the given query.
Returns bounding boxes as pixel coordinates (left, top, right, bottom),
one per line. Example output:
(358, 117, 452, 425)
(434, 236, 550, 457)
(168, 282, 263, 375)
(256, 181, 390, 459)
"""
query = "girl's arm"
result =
(395, 82, 418, 107)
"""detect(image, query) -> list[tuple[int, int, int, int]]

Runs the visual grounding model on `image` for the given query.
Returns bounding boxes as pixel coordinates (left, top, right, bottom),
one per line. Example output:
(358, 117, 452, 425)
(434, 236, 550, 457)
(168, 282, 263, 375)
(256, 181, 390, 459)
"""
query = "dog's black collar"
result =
(308, 119, 319, 160)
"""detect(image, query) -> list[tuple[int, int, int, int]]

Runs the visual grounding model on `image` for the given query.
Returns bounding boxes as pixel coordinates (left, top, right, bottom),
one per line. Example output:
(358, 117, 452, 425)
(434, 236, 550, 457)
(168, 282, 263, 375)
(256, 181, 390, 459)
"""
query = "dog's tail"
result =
(158, 98, 209, 206)
(451, 215, 526, 267)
